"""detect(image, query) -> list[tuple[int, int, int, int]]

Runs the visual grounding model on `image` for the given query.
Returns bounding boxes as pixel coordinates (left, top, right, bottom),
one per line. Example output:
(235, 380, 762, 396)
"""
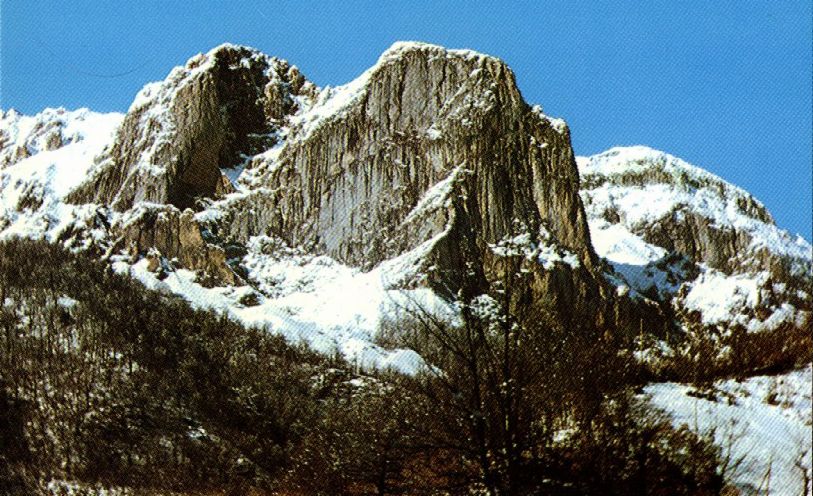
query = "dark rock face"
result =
(637, 210, 811, 289)
(639, 209, 752, 272)
(69, 45, 314, 211)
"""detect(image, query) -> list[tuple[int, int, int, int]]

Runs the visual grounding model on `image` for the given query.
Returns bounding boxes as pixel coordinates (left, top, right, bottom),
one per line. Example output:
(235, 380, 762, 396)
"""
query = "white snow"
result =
(589, 221, 666, 266)
(578, 146, 812, 268)
(1, 107, 120, 166)
(57, 295, 79, 309)
(580, 146, 812, 329)
(646, 365, 812, 496)
(110, 234, 459, 375)
(683, 270, 763, 325)
(488, 227, 581, 270)
(0, 108, 122, 243)
(748, 303, 805, 333)
(674, 268, 805, 333)
(380, 41, 500, 66)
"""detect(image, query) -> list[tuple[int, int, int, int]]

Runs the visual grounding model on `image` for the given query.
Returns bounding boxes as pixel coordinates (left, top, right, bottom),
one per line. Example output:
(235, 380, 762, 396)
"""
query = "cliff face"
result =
(216, 43, 594, 267)
(1, 42, 808, 369)
(63, 42, 612, 326)
(69, 44, 315, 211)
(195, 43, 608, 326)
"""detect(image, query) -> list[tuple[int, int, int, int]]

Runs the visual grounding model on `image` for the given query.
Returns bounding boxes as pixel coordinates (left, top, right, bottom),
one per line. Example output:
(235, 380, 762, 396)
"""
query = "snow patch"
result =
(646, 365, 812, 496)
(489, 227, 581, 270)
(682, 270, 762, 326)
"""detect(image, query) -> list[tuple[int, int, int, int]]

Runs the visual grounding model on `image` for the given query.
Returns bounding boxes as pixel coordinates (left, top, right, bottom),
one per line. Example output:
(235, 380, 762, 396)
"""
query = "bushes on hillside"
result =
(0, 238, 728, 495)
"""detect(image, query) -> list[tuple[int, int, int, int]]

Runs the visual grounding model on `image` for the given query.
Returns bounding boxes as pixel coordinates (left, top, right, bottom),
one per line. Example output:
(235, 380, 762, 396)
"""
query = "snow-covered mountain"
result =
(1, 42, 810, 493)
(2, 42, 615, 371)
(2, 41, 810, 370)
(578, 146, 811, 334)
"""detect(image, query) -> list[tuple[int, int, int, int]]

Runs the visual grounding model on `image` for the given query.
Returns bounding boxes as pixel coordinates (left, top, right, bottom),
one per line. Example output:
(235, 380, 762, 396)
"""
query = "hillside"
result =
(0, 42, 810, 495)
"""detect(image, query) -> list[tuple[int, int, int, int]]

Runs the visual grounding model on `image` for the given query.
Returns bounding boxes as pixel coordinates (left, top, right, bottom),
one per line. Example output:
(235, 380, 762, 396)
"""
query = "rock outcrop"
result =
(579, 147, 811, 281)
(230, 43, 593, 266)
(69, 44, 316, 211)
(61, 42, 632, 329)
(578, 146, 812, 333)
(113, 204, 238, 286)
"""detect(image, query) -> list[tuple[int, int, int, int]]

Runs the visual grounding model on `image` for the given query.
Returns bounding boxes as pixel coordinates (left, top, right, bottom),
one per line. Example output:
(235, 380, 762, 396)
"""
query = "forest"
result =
(0, 238, 751, 495)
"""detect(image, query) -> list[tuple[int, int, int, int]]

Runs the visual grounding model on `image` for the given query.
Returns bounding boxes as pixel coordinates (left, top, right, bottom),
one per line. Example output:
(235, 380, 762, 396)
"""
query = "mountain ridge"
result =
(1, 42, 811, 493)
(0, 42, 809, 368)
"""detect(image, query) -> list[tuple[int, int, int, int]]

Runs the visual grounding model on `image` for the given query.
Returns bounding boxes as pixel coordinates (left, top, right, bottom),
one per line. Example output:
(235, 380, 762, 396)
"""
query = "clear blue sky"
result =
(2, 1, 811, 238)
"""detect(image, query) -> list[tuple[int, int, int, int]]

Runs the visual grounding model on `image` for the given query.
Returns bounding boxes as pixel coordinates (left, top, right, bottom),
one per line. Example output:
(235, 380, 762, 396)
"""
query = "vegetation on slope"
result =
(0, 239, 729, 495)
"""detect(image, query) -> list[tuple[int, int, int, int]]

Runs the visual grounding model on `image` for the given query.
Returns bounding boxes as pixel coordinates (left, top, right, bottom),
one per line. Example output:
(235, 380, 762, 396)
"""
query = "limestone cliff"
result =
(192, 42, 614, 327)
(4, 42, 807, 360)
(69, 44, 315, 211)
(63, 42, 620, 327)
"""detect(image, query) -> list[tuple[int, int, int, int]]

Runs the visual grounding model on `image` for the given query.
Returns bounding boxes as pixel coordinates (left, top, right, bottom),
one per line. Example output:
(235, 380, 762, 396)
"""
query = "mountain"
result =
(579, 145, 810, 336)
(4, 42, 809, 369)
(1, 42, 810, 494)
(0, 42, 629, 371)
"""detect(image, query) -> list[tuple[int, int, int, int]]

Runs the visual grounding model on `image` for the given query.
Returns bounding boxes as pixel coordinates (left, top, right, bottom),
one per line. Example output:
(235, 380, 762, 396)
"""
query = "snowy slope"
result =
(577, 146, 812, 333)
(647, 365, 812, 495)
(110, 234, 452, 374)
(0, 108, 122, 245)
(578, 146, 810, 268)
(0, 107, 121, 168)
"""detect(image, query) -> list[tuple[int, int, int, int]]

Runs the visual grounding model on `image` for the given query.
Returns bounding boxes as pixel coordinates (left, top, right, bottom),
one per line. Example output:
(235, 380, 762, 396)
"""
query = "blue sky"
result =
(2, 1, 811, 238)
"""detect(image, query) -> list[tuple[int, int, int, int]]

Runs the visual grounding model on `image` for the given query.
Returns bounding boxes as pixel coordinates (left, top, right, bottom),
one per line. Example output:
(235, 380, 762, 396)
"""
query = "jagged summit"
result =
(70, 42, 315, 211)
(0, 41, 809, 370)
(2, 42, 617, 364)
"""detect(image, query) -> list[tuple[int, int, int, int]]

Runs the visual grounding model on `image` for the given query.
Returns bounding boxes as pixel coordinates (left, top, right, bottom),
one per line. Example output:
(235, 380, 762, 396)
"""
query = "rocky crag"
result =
(66, 42, 629, 331)
(1, 42, 810, 370)
(579, 146, 811, 340)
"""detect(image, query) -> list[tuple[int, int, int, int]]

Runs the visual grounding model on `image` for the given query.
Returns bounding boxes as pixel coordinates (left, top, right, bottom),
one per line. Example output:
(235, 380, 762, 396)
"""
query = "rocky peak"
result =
(223, 42, 594, 270)
(4, 41, 808, 371)
(580, 146, 774, 224)
(69, 43, 315, 211)
(578, 146, 810, 279)
(60, 41, 615, 327)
